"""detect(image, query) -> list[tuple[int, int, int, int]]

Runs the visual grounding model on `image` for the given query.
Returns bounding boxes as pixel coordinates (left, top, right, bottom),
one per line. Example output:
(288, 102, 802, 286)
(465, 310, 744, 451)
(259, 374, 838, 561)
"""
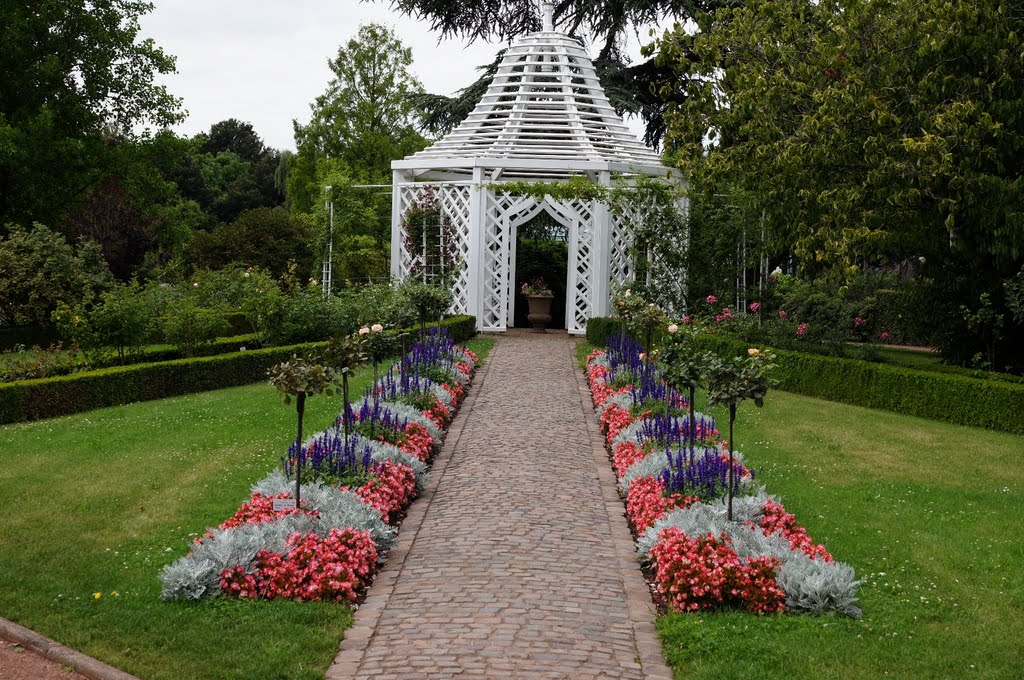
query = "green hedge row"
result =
(585, 317, 625, 346)
(696, 334, 1024, 435)
(0, 343, 320, 425)
(0, 315, 477, 425)
(420, 314, 477, 345)
(585, 317, 1024, 435)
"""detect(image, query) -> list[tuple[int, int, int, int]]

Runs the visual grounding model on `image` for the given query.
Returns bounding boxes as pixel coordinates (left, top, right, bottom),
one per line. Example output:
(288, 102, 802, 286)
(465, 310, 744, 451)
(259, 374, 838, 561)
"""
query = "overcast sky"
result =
(140, 0, 652, 151)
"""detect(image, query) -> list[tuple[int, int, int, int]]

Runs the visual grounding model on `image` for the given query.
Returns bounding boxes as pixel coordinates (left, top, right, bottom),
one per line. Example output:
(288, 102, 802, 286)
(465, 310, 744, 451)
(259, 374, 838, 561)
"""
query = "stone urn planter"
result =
(525, 294, 554, 332)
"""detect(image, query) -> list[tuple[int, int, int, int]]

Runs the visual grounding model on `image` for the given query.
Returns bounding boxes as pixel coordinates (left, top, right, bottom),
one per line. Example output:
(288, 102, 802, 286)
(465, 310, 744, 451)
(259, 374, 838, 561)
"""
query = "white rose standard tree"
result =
(363, 323, 393, 386)
(321, 335, 368, 447)
(704, 348, 777, 521)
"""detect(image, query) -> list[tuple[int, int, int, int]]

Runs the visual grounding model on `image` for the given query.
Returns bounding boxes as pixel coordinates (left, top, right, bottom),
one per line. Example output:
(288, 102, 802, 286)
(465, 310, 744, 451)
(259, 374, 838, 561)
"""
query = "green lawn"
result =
(0, 338, 493, 679)
(577, 341, 1024, 679)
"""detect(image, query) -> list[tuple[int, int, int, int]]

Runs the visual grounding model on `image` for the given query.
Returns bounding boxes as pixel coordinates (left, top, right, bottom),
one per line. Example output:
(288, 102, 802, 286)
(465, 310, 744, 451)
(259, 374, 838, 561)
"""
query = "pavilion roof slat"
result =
(396, 28, 663, 173)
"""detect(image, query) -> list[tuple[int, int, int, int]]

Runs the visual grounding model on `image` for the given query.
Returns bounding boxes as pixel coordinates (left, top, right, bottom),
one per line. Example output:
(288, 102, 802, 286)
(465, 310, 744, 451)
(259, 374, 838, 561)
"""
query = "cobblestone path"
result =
(328, 333, 670, 679)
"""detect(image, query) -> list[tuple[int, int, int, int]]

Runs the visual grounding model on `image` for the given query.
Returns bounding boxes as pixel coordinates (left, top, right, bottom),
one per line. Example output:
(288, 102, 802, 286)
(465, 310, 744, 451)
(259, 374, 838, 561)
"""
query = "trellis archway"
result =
(390, 1, 685, 334)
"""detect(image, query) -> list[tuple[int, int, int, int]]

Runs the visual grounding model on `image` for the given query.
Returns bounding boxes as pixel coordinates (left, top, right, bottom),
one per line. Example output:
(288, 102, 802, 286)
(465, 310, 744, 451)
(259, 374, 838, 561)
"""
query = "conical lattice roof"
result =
(396, 23, 663, 176)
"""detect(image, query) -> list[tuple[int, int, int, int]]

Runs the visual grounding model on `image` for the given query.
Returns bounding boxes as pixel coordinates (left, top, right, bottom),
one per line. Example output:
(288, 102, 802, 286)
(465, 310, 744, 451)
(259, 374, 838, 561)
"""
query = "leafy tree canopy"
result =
(184, 207, 315, 281)
(292, 23, 428, 191)
(659, 0, 1023, 278)
(0, 223, 113, 327)
(0, 1, 185, 226)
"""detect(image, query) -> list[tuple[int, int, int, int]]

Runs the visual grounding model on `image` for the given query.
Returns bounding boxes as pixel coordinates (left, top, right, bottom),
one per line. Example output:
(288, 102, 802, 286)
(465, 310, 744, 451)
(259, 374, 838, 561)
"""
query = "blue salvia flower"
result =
(283, 431, 376, 479)
(659, 446, 752, 500)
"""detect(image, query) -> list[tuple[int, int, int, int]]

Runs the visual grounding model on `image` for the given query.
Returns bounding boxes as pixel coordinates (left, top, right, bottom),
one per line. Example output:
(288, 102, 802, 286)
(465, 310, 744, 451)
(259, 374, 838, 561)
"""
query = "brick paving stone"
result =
(331, 334, 671, 679)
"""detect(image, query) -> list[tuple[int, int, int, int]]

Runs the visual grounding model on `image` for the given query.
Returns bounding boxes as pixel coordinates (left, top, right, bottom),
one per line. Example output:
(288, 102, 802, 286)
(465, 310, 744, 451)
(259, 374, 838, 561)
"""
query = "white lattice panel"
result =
(395, 185, 418, 280)
(394, 183, 474, 316)
(437, 185, 473, 314)
(609, 204, 639, 290)
(547, 198, 594, 334)
(480, 192, 521, 330)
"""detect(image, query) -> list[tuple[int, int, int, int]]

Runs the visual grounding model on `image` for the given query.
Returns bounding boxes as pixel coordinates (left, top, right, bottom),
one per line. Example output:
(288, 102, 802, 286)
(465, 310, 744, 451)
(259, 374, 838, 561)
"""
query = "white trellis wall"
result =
(389, 10, 682, 331)
(394, 181, 649, 334)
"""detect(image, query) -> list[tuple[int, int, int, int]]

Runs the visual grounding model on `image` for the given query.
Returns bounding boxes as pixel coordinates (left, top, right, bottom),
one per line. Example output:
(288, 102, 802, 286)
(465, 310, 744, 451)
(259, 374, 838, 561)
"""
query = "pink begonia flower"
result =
(683, 315, 693, 325)
(880, 332, 890, 341)
(706, 294, 718, 304)
(796, 323, 808, 336)
(749, 302, 761, 312)
(779, 310, 788, 319)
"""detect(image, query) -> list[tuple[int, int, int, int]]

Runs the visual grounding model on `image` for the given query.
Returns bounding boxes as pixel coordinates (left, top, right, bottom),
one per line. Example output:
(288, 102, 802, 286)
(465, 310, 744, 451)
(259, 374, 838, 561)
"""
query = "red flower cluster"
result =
(600, 404, 634, 442)
(625, 476, 698, 530)
(397, 422, 434, 462)
(612, 440, 650, 478)
(459, 347, 478, 364)
(355, 461, 417, 523)
(755, 499, 833, 562)
(194, 493, 317, 542)
(441, 381, 465, 406)
(423, 396, 451, 429)
(588, 363, 612, 406)
(651, 527, 785, 615)
(220, 528, 377, 602)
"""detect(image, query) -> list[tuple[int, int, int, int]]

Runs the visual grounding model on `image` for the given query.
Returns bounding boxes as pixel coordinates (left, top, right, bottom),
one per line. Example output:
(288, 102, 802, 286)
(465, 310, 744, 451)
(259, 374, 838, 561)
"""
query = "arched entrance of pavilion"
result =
(506, 196, 580, 330)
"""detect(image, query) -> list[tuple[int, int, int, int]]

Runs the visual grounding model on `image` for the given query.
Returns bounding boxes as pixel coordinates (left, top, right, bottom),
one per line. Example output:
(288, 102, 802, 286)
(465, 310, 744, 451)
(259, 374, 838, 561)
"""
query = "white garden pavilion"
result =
(390, 1, 683, 333)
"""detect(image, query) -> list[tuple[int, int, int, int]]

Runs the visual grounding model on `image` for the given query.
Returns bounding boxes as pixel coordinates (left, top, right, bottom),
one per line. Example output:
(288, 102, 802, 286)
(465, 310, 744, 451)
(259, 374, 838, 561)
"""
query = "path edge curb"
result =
(326, 338, 499, 679)
(572, 340, 675, 680)
(0, 617, 140, 680)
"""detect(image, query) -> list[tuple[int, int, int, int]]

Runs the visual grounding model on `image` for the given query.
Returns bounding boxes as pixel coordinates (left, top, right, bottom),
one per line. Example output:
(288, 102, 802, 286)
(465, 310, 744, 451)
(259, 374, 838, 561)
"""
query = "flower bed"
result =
(160, 329, 479, 603)
(586, 337, 862, 618)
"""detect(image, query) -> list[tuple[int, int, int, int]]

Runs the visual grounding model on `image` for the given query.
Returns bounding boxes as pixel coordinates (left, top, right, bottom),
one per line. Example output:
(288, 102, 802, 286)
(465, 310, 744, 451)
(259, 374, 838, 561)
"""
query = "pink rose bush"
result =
(586, 334, 861, 618)
(160, 329, 479, 603)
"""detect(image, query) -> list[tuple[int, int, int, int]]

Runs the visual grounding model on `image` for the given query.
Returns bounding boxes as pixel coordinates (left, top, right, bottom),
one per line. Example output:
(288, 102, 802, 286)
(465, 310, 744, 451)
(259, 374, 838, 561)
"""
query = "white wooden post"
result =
(467, 167, 485, 330)
(390, 170, 408, 281)
(591, 170, 613, 318)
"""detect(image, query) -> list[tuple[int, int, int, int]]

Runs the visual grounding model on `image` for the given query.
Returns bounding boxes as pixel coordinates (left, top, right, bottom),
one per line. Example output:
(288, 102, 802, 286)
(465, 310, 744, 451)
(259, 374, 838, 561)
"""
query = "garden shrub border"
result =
(586, 317, 1024, 435)
(0, 315, 477, 425)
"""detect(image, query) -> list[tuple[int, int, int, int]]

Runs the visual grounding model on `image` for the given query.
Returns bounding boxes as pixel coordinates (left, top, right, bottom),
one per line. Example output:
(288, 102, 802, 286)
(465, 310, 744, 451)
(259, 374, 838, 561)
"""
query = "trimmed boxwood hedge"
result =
(0, 343, 317, 425)
(584, 316, 1024, 435)
(585, 316, 625, 346)
(416, 314, 477, 345)
(0, 315, 477, 425)
(697, 335, 1024, 435)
